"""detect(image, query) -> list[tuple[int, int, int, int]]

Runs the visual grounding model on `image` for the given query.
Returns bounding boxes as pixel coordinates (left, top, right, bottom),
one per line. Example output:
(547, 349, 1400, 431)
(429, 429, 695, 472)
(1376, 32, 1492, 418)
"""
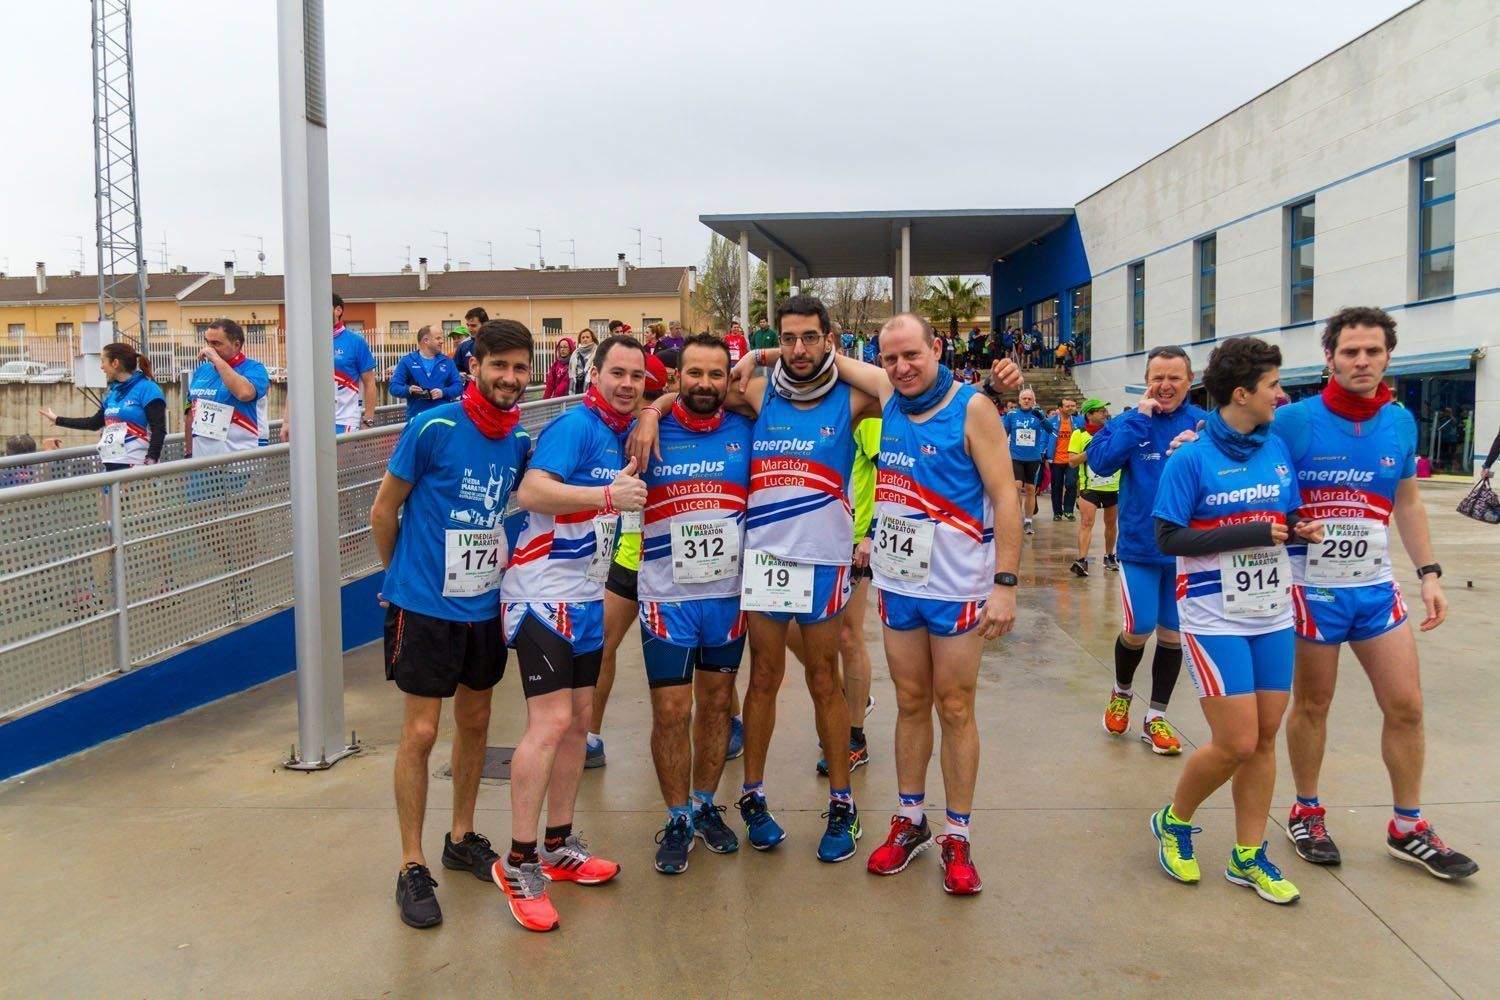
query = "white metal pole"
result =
(899, 224, 912, 313)
(738, 231, 750, 328)
(277, 0, 354, 769)
(765, 249, 776, 334)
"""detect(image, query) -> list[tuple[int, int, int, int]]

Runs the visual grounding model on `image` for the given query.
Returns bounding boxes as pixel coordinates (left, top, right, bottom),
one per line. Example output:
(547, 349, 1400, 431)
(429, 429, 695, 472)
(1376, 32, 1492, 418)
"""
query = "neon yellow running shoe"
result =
(1150, 805, 1201, 884)
(1226, 843, 1300, 905)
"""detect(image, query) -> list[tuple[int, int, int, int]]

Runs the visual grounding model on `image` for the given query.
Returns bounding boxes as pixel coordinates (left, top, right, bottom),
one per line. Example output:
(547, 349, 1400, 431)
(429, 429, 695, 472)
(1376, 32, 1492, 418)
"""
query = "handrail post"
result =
(109, 484, 132, 673)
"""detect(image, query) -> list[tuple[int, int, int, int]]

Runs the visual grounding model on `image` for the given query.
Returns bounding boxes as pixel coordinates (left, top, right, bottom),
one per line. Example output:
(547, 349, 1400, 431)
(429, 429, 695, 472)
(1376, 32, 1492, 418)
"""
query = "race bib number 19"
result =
(740, 549, 814, 613)
(1220, 546, 1291, 619)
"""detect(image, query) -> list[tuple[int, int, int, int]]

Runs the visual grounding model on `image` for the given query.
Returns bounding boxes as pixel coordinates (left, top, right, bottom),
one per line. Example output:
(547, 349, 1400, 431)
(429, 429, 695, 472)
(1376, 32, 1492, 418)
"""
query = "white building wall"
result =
(1072, 0, 1500, 467)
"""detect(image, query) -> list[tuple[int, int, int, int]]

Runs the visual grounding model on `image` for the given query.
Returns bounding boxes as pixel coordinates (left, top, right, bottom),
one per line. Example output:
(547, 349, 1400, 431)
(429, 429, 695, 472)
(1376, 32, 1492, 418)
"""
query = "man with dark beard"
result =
(635, 334, 755, 874)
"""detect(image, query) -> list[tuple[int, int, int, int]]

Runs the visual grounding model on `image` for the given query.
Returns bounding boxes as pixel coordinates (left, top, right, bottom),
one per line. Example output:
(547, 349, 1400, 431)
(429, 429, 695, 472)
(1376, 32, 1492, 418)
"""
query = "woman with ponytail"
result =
(39, 342, 166, 470)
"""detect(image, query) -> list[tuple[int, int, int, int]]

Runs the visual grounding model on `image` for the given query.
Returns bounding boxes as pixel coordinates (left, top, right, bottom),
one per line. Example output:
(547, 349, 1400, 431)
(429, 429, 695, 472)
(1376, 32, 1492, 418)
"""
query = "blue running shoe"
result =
(584, 735, 606, 770)
(654, 815, 694, 875)
(693, 801, 740, 854)
(726, 717, 744, 761)
(817, 801, 861, 863)
(736, 792, 786, 851)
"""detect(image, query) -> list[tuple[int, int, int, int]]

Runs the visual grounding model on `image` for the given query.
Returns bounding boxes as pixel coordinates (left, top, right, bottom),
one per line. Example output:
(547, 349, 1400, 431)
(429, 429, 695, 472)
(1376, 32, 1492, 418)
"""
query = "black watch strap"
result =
(994, 572, 1018, 587)
(1417, 563, 1442, 579)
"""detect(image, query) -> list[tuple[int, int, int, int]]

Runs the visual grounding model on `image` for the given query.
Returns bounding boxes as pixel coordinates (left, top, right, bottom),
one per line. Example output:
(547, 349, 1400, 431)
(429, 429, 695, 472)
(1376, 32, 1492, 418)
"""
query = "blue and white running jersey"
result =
(501, 404, 627, 603)
(331, 326, 376, 430)
(1272, 397, 1417, 588)
(1002, 406, 1049, 463)
(746, 381, 854, 565)
(639, 409, 753, 603)
(1153, 434, 1300, 636)
(187, 355, 270, 456)
(873, 384, 994, 602)
(100, 371, 165, 466)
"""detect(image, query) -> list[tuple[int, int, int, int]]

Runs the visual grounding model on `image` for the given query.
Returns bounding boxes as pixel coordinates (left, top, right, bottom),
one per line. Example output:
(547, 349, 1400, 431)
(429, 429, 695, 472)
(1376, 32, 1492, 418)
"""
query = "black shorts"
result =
(605, 562, 638, 602)
(384, 604, 505, 699)
(1012, 459, 1042, 485)
(511, 613, 603, 699)
(1079, 489, 1119, 509)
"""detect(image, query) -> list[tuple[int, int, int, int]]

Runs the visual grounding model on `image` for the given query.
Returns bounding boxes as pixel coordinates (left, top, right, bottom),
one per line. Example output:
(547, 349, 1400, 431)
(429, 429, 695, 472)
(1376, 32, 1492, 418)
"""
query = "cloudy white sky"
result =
(3, 1, 1411, 279)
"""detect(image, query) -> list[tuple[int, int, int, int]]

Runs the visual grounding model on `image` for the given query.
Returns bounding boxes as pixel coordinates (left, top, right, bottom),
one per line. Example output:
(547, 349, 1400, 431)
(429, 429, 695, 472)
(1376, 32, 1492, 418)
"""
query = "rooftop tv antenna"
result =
(526, 228, 544, 269)
(431, 230, 450, 271)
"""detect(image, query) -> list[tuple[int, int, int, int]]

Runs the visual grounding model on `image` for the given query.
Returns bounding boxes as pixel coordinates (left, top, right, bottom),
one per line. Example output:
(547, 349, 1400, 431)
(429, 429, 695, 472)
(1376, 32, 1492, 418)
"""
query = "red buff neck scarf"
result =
(672, 397, 724, 433)
(1322, 377, 1392, 423)
(461, 381, 520, 440)
(225, 351, 246, 367)
(584, 383, 633, 435)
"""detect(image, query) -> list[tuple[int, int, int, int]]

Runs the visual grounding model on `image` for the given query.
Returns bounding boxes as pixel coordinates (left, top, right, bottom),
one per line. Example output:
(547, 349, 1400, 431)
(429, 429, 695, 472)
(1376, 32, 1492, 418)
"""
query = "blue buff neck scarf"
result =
(896, 364, 955, 415)
(1204, 408, 1269, 462)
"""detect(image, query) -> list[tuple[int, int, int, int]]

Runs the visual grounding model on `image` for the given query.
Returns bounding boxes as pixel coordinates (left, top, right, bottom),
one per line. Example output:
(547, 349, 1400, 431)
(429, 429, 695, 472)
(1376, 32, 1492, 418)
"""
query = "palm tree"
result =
(919, 276, 985, 342)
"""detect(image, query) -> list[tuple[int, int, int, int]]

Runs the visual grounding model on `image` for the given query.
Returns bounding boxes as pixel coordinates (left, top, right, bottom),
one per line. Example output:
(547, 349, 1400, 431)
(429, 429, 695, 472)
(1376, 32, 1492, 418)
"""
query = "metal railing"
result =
(0, 393, 580, 719)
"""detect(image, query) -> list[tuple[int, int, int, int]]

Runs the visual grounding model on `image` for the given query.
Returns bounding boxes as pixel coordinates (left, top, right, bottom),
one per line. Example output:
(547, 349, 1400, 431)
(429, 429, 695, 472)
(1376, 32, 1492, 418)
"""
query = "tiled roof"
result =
(0, 271, 210, 305)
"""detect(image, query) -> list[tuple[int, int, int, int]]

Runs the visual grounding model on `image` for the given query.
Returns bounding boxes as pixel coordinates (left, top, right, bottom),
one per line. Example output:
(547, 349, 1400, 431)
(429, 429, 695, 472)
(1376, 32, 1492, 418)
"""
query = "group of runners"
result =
(369, 296, 1475, 935)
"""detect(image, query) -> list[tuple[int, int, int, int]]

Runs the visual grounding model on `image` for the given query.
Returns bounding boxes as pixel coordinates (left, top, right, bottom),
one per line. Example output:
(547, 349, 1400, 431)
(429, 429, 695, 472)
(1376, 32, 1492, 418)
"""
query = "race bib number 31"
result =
(443, 529, 506, 597)
(1220, 546, 1291, 619)
(671, 518, 740, 584)
(192, 399, 233, 442)
(1305, 521, 1387, 585)
(740, 549, 814, 613)
(584, 515, 619, 583)
(871, 512, 935, 583)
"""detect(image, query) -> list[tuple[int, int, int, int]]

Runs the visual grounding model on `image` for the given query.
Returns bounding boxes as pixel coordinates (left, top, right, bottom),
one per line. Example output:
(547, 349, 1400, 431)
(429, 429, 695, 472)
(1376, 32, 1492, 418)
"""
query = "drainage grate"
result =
(435, 746, 515, 785)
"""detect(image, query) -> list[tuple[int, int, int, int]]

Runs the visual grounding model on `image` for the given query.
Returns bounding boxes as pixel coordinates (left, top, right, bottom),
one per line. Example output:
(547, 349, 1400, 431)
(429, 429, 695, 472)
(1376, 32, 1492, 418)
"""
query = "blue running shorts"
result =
(876, 589, 987, 637)
(1119, 560, 1179, 635)
(755, 563, 851, 626)
(638, 597, 747, 688)
(1292, 582, 1408, 645)
(1181, 628, 1294, 698)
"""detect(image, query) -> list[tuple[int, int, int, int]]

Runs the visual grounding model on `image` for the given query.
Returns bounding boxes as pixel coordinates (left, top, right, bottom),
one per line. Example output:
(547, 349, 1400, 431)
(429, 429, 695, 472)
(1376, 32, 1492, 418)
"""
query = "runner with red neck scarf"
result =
(368, 319, 534, 931)
(185, 318, 269, 457)
(496, 333, 647, 931)
(1273, 306, 1475, 880)
(636, 334, 754, 874)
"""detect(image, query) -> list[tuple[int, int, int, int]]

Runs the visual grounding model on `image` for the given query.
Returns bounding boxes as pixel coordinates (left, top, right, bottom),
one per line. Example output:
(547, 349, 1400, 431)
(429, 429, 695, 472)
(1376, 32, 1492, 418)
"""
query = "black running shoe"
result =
(396, 863, 442, 928)
(1069, 558, 1089, 578)
(441, 831, 502, 881)
(693, 801, 740, 854)
(1387, 821, 1479, 880)
(1286, 806, 1341, 866)
(1103, 554, 1120, 572)
(655, 815, 695, 874)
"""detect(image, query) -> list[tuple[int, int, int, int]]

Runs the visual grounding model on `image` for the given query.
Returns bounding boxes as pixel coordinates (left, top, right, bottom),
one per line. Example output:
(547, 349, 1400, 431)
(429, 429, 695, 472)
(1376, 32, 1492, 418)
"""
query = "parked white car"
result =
(31, 366, 70, 384)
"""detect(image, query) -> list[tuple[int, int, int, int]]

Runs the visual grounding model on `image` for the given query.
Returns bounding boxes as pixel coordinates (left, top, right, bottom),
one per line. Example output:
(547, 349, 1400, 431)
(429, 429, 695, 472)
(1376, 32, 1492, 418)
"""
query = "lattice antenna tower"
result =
(91, 0, 149, 353)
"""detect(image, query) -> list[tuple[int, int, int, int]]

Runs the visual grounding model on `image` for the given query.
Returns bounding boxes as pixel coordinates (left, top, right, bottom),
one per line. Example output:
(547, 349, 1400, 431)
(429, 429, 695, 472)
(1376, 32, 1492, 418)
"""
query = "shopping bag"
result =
(1457, 480, 1500, 524)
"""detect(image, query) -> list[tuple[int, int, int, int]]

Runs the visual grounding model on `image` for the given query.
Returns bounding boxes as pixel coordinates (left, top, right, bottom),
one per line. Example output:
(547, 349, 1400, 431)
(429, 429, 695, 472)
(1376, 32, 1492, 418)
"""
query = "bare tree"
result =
(827, 276, 884, 334)
(693, 234, 742, 330)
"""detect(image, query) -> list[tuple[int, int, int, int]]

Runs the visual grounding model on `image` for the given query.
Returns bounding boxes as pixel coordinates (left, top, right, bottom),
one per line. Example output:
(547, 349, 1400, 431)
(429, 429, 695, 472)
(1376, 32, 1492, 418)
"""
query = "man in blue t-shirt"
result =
(390, 324, 464, 417)
(370, 319, 534, 931)
(1003, 387, 1049, 534)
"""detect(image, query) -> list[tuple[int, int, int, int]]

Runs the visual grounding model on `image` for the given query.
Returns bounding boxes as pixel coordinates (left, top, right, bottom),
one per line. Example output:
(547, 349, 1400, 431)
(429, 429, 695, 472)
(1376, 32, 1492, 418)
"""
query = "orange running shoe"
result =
(492, 856, 559, 932)
(1141, 716, 1182, 755)
(540, 834, 620, 885)
(1103, 691, 1131, 735)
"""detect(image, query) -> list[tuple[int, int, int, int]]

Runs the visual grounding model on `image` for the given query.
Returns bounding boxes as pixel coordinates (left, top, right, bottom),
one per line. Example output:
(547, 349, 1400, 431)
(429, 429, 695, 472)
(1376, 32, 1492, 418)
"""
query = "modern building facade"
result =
(992, 0, 1498, 472)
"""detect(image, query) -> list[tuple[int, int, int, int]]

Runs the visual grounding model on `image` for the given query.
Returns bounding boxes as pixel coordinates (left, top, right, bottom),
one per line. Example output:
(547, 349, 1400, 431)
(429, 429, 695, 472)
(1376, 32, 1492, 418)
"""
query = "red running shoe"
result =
(540, 833, 620, 885)
(867, 815, 933, 876)
(937, 835, 983, 895)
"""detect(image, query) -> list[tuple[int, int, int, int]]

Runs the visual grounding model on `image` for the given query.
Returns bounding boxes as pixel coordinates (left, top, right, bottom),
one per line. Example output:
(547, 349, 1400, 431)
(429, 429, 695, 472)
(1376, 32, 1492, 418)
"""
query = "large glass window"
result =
(1069, 284, 1091, 361)
(1129, 261, 1145, 352)
(1418, 148, 1455, 300)
(1289, 199, 1316, 323)
(1197, 235, 1216, 341)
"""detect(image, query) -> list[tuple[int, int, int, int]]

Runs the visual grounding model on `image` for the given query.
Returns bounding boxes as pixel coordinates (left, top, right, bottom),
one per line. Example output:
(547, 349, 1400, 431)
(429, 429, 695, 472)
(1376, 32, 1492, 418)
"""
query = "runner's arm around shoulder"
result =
(517, 467, 608, 515)
(830, 351, 893, 412)
(370, 473, 415, 569)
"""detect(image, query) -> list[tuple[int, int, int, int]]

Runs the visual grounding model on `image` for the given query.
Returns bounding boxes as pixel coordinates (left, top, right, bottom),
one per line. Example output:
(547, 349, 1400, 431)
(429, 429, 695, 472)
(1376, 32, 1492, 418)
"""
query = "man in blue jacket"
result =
(1003, 387, 1050, 534)
(1084, 345, 1206, 756)
(391, 324, 465, 417)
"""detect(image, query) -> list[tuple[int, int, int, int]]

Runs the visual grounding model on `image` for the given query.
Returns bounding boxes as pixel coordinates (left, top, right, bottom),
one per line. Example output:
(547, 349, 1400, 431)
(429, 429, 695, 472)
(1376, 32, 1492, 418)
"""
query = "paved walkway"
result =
(1, 482, 1494, 998)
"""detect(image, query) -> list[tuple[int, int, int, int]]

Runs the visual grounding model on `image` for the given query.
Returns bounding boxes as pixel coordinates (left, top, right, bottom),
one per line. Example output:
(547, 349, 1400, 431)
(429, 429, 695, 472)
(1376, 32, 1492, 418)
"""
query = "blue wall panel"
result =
(990, 216, 1091, 339)
(0, 572, 385, 781)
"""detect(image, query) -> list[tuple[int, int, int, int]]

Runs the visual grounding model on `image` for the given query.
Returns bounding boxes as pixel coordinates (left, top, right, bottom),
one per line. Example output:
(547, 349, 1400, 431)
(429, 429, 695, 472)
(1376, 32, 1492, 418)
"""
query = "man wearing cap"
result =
(1067, 400, 1120, 577)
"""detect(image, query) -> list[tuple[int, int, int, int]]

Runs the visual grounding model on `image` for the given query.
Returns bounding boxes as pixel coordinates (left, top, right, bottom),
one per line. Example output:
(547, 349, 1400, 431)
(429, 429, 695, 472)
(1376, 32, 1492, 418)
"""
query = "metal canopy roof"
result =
(699, 209, 1074, 278)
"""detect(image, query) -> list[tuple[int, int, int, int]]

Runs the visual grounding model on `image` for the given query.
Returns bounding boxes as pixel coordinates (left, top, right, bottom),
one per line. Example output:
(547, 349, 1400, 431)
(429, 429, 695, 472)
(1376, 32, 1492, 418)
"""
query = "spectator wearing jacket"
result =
(390, 324, 464, 417)
(543, 336, 574, 398)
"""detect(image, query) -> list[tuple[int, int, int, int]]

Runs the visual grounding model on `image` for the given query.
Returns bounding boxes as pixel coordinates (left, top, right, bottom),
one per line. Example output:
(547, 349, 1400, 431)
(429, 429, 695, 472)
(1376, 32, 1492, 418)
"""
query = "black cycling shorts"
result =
(605, 562, 638, 603)
(512, 613, 603, 699)
(1079, 489, 1119, 510)
(1012, 459, 1043, 486)
(851, 542, 873, 580)
(384, 604, 505, 699)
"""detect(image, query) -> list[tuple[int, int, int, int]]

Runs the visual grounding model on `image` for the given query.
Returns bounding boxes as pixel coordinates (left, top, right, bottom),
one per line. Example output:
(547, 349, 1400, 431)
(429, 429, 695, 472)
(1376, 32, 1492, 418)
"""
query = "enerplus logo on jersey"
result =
(1204, 482, 1282, 506)
(754, 438, 815, 454)
(879, 450, 916, 469)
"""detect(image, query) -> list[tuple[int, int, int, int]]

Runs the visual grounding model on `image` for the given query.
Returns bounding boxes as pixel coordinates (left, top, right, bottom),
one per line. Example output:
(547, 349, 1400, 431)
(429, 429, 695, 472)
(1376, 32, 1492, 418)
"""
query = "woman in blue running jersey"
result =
(41, 342, 166, 470)
(1149, 337, 1324, 905)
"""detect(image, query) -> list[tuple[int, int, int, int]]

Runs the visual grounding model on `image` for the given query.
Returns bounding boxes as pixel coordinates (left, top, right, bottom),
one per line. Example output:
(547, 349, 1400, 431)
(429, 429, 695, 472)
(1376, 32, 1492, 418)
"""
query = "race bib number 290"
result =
(1305, 521, 1387, 584)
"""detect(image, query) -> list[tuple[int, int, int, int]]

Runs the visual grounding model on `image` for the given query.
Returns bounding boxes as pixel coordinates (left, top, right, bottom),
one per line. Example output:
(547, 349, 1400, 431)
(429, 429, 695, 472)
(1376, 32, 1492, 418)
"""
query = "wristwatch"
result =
(1416, 563, 1442, 580)
(993, 572, 1018, 587)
